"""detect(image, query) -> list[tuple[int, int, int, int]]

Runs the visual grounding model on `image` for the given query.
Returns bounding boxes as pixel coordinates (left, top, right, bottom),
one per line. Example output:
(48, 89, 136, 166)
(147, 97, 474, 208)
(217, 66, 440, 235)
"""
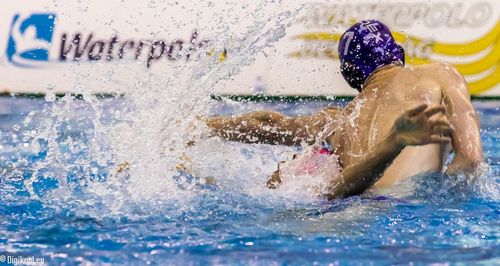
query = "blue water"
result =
(0, 97, 499, 265)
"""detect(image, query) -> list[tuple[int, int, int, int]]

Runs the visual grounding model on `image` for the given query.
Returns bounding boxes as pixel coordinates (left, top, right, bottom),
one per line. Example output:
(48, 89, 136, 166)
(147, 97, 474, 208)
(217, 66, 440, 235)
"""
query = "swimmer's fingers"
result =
(424, 105, 446, 118)
(429, 134, 452, 144)
(428, 112, 449, 124)
(430, 119, 454, 134)
(430, 118, 452, 128)
(429, 117, 453, 143)
(431, 125, 454, 137)
(406, 104, 428, 117)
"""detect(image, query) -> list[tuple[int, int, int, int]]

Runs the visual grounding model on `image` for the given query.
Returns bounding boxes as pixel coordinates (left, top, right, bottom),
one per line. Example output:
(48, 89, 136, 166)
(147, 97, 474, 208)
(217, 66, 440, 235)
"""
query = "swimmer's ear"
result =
(398, 45, 405, 65)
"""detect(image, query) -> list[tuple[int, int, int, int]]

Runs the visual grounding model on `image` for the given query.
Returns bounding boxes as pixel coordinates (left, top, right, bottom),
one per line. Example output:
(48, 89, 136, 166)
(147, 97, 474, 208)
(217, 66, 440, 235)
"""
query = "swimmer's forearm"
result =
(207, 121, 295, 145)
(206, 116, 257, 143)
(325, 133, 403, 200)
(206, 113, 315, 145)
(447, 110, 483, 174)
(441, 65, 484, 174)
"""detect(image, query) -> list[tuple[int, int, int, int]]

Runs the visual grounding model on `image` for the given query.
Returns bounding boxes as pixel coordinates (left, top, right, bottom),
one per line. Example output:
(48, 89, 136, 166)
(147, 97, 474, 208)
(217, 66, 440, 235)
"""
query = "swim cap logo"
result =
(360, 21, 383, 43)
(360, 21, 378, 32)
(6, 13, 56, 67)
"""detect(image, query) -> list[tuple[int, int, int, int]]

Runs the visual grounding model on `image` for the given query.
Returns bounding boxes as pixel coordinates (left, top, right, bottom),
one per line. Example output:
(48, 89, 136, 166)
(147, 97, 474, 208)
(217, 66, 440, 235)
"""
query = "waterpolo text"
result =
(299, 1, 493, 29)
(58, 31, 216, 68)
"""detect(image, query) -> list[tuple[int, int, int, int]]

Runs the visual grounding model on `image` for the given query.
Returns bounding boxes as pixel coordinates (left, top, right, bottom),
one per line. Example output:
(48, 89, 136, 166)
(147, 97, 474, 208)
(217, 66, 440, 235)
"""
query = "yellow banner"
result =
(291, 21, 500, 94)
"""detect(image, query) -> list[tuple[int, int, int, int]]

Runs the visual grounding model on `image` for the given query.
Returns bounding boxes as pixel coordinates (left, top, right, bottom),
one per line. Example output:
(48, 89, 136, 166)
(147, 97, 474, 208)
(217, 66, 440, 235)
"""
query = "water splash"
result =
(11, 1, 306, 217)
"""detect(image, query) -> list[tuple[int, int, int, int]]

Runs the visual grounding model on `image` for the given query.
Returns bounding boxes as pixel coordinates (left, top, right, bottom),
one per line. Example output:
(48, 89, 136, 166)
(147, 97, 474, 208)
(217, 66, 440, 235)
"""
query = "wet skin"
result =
(329, 63, 482, 188)
(207, 63, 483, 198)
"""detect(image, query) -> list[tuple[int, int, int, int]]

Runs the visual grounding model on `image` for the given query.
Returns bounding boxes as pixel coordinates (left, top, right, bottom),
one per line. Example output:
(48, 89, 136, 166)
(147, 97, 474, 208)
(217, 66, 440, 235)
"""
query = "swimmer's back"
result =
(331, 63, 450, 186)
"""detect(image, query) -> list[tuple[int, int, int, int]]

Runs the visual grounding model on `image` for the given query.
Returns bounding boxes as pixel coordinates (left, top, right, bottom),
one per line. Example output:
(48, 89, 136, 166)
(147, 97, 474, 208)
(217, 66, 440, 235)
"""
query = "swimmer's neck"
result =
(363, 63, 403, 90)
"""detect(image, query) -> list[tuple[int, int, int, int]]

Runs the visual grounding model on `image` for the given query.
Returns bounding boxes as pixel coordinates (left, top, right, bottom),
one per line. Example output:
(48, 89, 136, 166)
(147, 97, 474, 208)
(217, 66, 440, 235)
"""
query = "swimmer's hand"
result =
(266, 169, 281, 189)
(392, 104, 453, 146)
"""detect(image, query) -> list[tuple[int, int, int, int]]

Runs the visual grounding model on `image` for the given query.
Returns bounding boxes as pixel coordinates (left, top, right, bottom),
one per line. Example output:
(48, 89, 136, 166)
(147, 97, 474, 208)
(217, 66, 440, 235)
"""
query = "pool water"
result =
(0, 97, 499, 265)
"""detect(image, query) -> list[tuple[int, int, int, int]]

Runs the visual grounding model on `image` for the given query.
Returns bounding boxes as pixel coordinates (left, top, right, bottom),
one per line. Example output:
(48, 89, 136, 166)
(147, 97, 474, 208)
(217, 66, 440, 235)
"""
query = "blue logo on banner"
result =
(6, 13, 56, 67)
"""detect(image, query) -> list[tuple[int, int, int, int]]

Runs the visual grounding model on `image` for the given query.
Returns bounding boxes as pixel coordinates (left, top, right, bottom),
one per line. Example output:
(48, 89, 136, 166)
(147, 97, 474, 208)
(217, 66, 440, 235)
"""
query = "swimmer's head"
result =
(338, 20, 405, 91)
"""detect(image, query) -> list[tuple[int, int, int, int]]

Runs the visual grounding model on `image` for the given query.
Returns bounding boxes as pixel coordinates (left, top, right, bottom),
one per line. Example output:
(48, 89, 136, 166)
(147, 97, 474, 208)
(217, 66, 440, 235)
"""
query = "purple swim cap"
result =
(338, 20, 405, 91)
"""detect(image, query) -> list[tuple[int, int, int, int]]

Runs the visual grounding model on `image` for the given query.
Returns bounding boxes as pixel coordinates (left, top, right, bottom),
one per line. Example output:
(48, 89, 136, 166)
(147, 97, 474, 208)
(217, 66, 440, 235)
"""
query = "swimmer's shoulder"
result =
(381, 63, 457, 81)
(407, 62, 452, 73)
(416, 62, 468, 93)
(413, 62, 461, 78)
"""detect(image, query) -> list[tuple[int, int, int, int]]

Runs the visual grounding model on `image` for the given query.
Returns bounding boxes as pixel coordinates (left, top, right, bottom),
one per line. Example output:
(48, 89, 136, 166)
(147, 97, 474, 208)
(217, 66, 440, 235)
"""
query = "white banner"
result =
(0, 0, 498, 96)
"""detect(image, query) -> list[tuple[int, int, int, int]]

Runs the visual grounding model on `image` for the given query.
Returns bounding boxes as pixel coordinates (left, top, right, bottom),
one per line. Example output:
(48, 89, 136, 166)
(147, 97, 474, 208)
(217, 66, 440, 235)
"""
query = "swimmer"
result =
(207, 20, 483, 199)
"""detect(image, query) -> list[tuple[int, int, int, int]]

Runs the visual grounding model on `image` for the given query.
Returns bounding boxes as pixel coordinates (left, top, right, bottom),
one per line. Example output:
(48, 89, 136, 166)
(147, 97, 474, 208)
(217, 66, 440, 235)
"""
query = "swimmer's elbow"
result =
(447, 156, 484, 176)
(463, 151, 484, 166)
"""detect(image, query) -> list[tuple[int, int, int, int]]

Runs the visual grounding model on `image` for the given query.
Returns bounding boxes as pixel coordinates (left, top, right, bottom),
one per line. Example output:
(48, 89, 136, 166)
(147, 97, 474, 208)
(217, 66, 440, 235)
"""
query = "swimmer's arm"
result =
(440, 64, 483, 174)
(324, 133, 403, 200)
(206, 108, 340, 145)
(324, 104, 452, 199)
